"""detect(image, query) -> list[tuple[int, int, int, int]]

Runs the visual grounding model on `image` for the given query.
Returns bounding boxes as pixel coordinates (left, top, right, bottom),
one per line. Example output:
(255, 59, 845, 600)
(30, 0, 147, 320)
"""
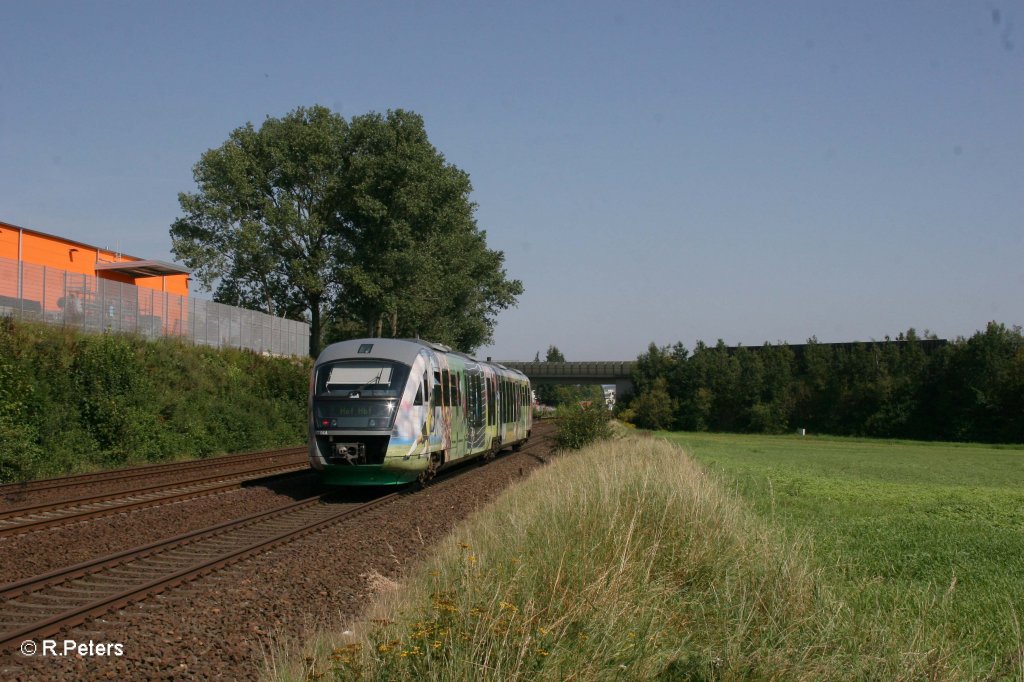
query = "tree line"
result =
(618, 322, 1024, 443)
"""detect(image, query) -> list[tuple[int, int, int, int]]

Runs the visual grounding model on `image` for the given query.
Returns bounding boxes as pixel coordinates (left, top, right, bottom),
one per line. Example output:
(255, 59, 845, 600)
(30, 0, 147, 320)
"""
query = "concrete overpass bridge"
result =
(498, 361, 635, 397)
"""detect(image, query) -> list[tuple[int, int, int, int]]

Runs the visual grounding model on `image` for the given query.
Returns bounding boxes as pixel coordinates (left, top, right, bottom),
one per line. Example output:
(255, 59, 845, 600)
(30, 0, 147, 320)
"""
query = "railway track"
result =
(0, 446, 307, 499)
(0, 432, 554, 656)
(0, 458, 310, 538)
(0, 491, 396, 653)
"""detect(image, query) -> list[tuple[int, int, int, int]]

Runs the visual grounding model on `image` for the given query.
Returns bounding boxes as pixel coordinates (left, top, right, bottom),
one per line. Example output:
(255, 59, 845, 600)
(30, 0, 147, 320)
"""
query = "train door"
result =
(500, 378, 509, 444)
(465, 365, 485, 452)
(428, 354, 445, 451)
(485, 371, 497, 451)
(416, 365, 430, 456)
(449, 367, 465, 459)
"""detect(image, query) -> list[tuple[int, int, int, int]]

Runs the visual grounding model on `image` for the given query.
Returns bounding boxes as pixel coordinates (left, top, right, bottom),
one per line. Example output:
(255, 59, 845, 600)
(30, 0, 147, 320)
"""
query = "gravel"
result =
(1, 422, 559, 681)
(0, 449, 306, 513)
(0, 472, 321, 585)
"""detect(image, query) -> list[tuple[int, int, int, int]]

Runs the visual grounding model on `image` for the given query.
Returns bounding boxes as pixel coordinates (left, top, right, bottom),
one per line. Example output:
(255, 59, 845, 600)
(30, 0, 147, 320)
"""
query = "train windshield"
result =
(313, 360, 412, 430)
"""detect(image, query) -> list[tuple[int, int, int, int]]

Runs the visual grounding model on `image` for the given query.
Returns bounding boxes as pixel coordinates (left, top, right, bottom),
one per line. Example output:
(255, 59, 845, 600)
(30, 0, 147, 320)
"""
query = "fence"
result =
(0, 256, 309, 357)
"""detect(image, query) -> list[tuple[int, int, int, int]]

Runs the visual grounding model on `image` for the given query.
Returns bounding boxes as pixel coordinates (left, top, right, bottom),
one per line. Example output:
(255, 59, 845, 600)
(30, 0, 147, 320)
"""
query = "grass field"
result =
(266, 428, 1024, 681)
(662, 430, 1024, 677)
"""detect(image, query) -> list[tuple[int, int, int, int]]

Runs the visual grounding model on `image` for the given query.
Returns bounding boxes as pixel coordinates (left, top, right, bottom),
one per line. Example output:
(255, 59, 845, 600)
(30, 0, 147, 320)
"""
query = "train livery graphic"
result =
(309, 338, 532, 485)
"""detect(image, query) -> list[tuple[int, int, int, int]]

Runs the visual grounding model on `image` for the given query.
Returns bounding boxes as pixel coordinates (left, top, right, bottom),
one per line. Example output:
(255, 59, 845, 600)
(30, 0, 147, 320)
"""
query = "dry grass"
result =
(266, 435, 970, 681)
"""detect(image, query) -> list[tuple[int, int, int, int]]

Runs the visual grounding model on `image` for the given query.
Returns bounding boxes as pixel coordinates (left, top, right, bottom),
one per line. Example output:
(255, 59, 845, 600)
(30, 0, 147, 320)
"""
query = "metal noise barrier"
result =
(0, 255, 309, 357)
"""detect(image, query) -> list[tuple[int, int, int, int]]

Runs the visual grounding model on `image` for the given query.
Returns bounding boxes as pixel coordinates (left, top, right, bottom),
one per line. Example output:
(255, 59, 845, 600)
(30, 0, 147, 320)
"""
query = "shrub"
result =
(629, 376, 676, 430)
(0, 318, 311, 483)
(554, 402, 612, 450)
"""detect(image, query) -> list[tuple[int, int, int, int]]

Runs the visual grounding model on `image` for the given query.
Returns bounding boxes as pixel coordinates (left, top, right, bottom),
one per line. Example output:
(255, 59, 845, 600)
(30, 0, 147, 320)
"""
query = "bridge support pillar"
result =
(614, 378, 634, 400)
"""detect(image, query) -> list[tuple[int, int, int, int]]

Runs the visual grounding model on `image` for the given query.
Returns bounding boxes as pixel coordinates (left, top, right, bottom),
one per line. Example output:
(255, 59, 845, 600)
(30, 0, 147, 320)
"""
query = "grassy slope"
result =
(662, 430, 1024, 676)
(267, 432, 996, 681)
(0, 318, 310, 483)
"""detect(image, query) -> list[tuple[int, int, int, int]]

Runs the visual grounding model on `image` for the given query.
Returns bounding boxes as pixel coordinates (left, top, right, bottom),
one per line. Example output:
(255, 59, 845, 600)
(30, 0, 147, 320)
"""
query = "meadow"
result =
(267, 427, 1024, 680)
(664, 430, 1024, 676)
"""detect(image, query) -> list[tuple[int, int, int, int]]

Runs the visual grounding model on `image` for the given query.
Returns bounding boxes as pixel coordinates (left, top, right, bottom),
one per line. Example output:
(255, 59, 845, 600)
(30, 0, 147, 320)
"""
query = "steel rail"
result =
(0, 460, 309, 538)
(0, 495, 330, 601)
(0, 425, 555, 654)
(0, 446, 306, 497)
(0, 492, 398, 652)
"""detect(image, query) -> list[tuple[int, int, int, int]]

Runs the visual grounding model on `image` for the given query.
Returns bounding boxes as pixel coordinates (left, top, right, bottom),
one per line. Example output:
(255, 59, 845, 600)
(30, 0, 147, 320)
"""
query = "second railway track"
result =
(0, 457, 310, 537)
(0, 430, 556, 665)
(0, 491, 397, 653)
(0, 446, 307, 501)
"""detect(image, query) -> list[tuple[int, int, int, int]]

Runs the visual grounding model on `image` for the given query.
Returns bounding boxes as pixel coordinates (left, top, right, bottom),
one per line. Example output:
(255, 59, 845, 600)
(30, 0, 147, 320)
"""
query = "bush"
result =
(629, 376, 676, 430)
(554, 403, 612, 450)
(0, 318, 311, 483)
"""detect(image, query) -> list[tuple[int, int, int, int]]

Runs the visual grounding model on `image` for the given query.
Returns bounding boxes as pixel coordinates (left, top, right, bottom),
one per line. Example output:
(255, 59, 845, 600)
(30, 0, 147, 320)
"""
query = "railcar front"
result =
(308, 339, 435, 485)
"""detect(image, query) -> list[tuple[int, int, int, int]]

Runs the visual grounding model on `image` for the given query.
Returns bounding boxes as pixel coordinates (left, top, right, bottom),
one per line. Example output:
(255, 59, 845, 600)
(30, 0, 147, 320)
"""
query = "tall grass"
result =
(268, 435, 968, 681)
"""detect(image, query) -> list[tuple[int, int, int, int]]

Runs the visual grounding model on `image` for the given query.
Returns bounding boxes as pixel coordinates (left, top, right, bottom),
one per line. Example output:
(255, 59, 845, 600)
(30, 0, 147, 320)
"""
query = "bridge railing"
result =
(501, 361, 635, 378)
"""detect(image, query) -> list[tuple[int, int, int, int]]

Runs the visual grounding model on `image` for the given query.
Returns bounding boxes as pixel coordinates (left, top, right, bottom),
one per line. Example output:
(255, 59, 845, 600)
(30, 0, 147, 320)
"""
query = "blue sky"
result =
(2, 1, 1021, 359)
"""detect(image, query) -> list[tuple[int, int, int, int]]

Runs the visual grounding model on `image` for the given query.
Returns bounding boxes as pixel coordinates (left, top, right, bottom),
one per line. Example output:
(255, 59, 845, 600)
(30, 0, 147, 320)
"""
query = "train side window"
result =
(487, 377, 495, 425)
(433, 371, 442, 406)
(442, 369, 450, 407)
(479, 376, 486, 425)
(502, 380, 508, 422)
(474, 375, 483, 425)
(414, 382, 423, 406)
(450, 372, 460, 407)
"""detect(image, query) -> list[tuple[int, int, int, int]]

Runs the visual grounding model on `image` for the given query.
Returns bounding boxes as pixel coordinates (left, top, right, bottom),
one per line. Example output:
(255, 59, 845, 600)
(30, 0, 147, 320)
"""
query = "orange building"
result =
(0, 219, 190, 335)
(0, 220, 189, 297)
(1, 219, 308, 355)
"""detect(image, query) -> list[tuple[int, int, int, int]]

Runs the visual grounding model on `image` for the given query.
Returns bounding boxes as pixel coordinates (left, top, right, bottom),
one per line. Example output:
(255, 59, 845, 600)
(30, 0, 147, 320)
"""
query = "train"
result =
(308, 338, 532, 485)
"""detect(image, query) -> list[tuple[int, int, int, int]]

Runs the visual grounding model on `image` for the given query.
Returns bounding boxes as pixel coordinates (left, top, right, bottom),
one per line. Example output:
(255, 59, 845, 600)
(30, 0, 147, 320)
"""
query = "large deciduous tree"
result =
(171, 106, 348, 356)
(171, 106, 521, 356)
(333, 110, 522, 350)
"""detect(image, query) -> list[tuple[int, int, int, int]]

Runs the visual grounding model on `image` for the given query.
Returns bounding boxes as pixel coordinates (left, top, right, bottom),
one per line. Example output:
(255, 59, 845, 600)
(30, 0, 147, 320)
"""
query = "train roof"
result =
(316, 338, 431, 367)
(315, 338, 529, 380)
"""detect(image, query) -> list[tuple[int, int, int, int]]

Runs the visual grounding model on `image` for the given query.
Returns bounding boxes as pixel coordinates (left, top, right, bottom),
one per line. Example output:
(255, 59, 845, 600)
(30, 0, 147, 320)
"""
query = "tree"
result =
(535, 345, 564, 406)
(332, 110, 522, 349)
(171, 105, 522, 356)
(631, 377, 676, 430)
(171, 106, 347, 356)
(545, 345, 566, 363)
